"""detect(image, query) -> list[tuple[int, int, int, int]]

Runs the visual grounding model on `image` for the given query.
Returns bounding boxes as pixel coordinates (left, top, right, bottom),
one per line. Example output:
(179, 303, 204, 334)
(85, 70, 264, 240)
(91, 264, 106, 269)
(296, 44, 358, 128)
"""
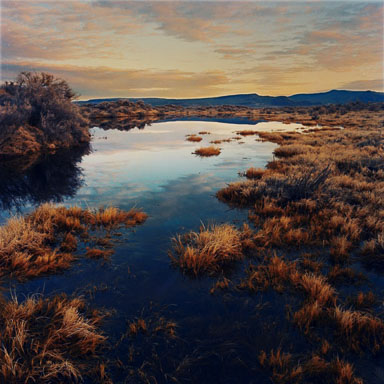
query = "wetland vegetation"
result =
(0, 73, 383, 384)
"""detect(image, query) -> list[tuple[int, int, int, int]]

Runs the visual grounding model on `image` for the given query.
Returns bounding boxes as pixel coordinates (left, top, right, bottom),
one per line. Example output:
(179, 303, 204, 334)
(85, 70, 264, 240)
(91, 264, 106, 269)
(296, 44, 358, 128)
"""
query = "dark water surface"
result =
(2, 119, 382, 383)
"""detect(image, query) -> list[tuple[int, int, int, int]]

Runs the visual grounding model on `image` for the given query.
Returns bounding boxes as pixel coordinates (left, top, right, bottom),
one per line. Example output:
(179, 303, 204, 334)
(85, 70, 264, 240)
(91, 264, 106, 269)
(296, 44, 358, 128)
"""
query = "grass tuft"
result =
(0, 293, 106, 383)
(169, 223, 248, 276)
(193, 146, 221, 157)
(0, 204, 147, 280)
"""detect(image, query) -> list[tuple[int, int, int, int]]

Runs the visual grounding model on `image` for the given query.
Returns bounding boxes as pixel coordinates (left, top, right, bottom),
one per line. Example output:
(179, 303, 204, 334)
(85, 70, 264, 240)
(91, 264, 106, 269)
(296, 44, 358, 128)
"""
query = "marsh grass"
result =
(210, 138, 232, 144)
(236, 130, 258, 136)
(193, 146, 221, 157)
(240, 250, 384, 354)
(244, 167, 266, 179)
(0, 293, 106, 383)
(186, 135, 203, 142)
(0, 204, 147, 280)
(169, 223, 251, 276)
(259, 349, 364, 384)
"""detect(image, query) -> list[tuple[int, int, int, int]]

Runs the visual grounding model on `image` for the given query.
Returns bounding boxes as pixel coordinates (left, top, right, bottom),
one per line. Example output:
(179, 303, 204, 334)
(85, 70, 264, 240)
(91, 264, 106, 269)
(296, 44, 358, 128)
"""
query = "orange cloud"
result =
(1, 1, 383, 97)
(2, 62, 230, 98)
(341, 79, 384, 92)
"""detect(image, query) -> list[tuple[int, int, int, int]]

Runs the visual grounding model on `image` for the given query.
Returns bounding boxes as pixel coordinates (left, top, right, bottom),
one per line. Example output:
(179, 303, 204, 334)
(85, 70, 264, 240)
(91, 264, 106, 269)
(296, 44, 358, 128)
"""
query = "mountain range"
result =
(78, 89, 384, 107)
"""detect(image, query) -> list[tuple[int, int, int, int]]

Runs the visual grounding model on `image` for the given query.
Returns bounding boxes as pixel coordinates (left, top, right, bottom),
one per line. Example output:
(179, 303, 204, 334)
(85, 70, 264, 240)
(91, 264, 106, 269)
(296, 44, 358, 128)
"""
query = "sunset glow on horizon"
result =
(1, 1, 383, 99)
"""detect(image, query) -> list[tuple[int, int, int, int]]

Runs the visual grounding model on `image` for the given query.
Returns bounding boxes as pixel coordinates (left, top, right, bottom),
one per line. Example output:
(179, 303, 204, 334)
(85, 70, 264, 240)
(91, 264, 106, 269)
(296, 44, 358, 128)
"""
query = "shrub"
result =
(0, 72, 90, 157)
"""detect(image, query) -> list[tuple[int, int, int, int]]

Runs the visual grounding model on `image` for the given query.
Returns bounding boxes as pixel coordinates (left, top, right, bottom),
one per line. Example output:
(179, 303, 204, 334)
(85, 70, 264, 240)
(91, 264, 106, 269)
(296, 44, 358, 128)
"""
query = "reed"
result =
(186, 135, 203, 142)
(0, 204, 147, 280)
(193, 146, 221, 157)
(0, 293, 105, 383)
(169, 223, 246, 276)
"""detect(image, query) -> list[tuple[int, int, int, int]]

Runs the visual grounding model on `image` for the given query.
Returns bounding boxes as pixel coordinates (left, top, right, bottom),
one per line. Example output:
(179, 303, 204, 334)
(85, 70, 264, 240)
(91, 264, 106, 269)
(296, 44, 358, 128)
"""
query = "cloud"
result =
(214, 46, 257, 60)
(1, 62, 230, 98)
(1, 1, 383, 96)
(340, 79, 384, 92)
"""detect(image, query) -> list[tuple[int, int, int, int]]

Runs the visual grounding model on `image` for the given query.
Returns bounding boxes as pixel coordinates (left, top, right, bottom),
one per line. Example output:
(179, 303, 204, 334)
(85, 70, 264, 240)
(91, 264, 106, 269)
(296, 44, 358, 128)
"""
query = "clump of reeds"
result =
(186, 135, 203, 142)
(241, 254, 296, 293)
(169, 223, 248, 276)
(119, 312, 177, 343)
(273, 145, 308, 158)
(193, 146, 221, 157)
(331, 306, 384, 353)
(360, 230, 384, 268)
(236, 130, 258, 136)
(217, 166, 331, 207)
(244, 167, 265, 179)
(129, 318, 148, 335)
(0, 203, 147, 280)
(352, 291, 376, 310)
(210, 138, 232, 144)
(259, 349, 363, 384)
(0, 293, 106, 383)
(259, 348, 303, 383)
(210, 277, 231, 294)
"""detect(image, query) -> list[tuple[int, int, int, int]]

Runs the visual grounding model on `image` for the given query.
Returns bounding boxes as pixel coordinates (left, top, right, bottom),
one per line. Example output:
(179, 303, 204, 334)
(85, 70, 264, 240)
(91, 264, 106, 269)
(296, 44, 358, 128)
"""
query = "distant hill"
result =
(78, 90, 384, 107)
(289, 90, 384, 105)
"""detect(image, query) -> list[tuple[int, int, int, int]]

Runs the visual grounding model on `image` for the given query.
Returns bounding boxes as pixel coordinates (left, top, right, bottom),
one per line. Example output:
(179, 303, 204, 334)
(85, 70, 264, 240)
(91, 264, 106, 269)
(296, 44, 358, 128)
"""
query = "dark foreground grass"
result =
(0, 293, 107, 383)
(0, 204, 148, 383)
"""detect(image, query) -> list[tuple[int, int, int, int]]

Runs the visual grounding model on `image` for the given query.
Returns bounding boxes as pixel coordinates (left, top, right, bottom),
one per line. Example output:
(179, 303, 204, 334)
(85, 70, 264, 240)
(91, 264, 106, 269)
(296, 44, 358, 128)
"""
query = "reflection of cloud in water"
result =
(143, 173, 228, 222)
(0, 120, 297, 219)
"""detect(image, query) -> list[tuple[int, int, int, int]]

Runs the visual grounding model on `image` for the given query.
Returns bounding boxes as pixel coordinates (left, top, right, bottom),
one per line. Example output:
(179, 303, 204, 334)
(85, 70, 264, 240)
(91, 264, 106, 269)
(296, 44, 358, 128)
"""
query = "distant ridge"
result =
(78, 89, 384, 107)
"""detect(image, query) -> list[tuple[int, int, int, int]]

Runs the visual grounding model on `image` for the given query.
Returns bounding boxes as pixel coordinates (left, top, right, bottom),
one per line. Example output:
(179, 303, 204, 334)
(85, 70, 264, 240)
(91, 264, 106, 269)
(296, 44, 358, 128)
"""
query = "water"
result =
(2, 119, 380, 383)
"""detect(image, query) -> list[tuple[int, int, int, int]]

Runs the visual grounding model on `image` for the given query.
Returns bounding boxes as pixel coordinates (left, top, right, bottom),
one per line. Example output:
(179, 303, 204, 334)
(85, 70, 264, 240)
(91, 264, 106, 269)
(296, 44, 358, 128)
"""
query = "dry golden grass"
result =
(242, 254, 296, 292)
(259, 349, 363, 384)
(85, 247, 114, 260)
(217, 107, 383, 270)
(296, 273, 336, 306)
(193, 146, 221, 157)
(259, 348, 303, 384)
(0, 293, 105, 383)
(210, 277, 231, 294)
(210, 139, 233, 144)
(129, 318, 148, 335)
(186, 135, 203, 142)
(236, 130, 258, 136)
(169, 224, 248, 276)
(214, 106, 384, 383)
(332, 306, 384, 353)
(0, 204, 147, 280)
(273, 144, 309, 158)
(354, 291, 376, 310)
(245, 167, 265, 179)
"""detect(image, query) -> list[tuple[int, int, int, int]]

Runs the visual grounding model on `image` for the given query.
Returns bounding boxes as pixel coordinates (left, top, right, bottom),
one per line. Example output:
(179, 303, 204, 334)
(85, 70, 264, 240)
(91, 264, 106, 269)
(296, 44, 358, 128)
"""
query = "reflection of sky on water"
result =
(71, 120, 283, 207)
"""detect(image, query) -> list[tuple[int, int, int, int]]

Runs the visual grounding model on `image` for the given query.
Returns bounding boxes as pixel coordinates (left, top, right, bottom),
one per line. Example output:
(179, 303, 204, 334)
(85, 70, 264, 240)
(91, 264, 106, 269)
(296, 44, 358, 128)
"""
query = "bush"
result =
(0, 72, 90, 156)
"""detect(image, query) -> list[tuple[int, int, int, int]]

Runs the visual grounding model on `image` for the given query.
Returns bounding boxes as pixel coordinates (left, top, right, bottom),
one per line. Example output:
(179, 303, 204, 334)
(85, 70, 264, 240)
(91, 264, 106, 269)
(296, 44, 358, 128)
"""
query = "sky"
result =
(1, 1, 383, 99)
